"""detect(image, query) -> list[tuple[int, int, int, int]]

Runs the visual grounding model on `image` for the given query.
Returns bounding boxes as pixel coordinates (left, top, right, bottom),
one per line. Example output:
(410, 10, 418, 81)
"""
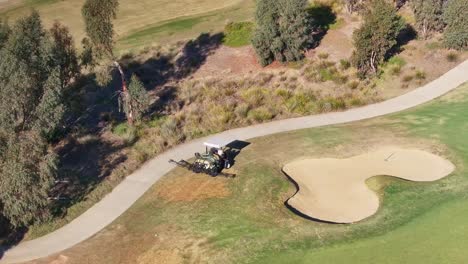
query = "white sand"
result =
(283, 147, 455, 223)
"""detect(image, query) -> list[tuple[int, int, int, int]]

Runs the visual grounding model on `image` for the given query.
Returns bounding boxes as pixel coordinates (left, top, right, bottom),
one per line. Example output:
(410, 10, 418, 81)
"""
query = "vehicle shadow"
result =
(225, 140, 251, 168)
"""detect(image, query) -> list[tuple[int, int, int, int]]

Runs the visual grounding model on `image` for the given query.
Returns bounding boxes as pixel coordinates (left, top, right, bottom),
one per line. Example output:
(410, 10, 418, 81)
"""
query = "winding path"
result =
(2, 60, 468, 264)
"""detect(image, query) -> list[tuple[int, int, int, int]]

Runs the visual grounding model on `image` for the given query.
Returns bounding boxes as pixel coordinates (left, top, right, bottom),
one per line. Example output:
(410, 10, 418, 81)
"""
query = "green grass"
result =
(387, 55, 407, 67)
(116, 1, 255, 51)
(112, 123, 131, 137)
(118, 15, 211, 48)
(260, 196, 468, 264)
(222, 21, 254, 47)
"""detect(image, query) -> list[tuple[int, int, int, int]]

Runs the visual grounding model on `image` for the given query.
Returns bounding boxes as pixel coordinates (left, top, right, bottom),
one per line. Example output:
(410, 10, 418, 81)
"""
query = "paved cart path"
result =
(2, 60, 468, 264)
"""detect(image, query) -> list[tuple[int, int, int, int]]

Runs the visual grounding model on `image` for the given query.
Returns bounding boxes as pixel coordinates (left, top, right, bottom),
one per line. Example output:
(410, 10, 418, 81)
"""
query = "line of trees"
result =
(252, 0, 466, 74)
(0, 0, 149, 230)
(0, 11, 78, 227)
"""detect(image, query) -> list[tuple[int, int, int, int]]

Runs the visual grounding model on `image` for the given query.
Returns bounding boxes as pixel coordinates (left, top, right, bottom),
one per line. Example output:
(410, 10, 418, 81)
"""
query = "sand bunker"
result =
(283, 147, 455, 223)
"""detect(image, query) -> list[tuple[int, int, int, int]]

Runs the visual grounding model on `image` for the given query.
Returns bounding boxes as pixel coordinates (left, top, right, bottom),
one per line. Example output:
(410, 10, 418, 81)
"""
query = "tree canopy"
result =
(252, 0, 312, 66)
(411, 0, 445, 39)
(82, 0, 119, 59)
(82, 0, 146, 125)
(351, 0, 405, 76)
(443, 0, 468, 50)
(0, 11, 77, 227)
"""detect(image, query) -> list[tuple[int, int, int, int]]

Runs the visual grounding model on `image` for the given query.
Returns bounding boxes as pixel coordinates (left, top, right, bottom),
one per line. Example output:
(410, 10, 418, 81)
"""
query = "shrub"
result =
(389, 65, 402, 75)
(402, 75, 414, 82)
(415, 70, 426, 80)
(160, 117, 181, 142)
(275, 88, 293, 100)
(240, 87, 266, 107)
(336, 75, 349, 84)
(286, 92, 317, 114)
(235, 103, 250, 119)
(147, 115, 166, 128)
(206, 105, 234, 130)
(112, 122, 130, 137)
(112, 122, 137, 143)
(348, 80, 360, 89)
(248, 107, 274, 122)
(446, 52, 458, 62)
(339, 59, 351, 70)
(349, 97, 363, 106)
(127, 74, 150, 122)
(319, 68, 334, 82)
(257, 73, 274, 85)
(223, 22, 254, 47)
(327, 97, 347, 110)
(318, 52, 329, 60)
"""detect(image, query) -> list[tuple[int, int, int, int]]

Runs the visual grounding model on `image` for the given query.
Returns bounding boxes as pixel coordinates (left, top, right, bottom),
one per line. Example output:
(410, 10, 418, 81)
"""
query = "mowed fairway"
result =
(262, 197, 468, 264)
(30, 82, 468, 264)
(0, 0, 251, 50)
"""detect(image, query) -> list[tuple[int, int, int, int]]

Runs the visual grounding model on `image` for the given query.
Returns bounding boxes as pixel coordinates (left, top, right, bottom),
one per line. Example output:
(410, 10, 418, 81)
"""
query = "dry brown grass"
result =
(1, 0, 245, 46)
(154, 173, 231, 202)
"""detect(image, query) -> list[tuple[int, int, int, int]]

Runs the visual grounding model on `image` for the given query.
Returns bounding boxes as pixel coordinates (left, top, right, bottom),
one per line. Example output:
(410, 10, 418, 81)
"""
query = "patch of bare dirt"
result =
(0, 0, 21, 11)
(192, 45, 284, 78)
(309, 14, 361, 61)
(155, 172, 231, 202)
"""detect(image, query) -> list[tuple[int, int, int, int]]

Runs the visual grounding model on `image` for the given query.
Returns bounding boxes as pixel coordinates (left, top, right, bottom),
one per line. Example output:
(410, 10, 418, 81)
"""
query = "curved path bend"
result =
(2, 60, 468, 264)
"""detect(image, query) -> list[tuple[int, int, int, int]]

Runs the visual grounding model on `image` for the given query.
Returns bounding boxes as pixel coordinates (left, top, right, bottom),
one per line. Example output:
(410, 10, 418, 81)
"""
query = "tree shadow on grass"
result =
(386, 24, 418, 59)
(124, 32, 224, 92)
(307, 4, 337, 47)
(48, 136, 129, 219)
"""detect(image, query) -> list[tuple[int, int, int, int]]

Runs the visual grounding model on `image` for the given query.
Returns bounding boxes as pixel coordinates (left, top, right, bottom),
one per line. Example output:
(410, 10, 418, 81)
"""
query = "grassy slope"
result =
(38, 83, 468, 263)
(0, 0, 255, 52)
